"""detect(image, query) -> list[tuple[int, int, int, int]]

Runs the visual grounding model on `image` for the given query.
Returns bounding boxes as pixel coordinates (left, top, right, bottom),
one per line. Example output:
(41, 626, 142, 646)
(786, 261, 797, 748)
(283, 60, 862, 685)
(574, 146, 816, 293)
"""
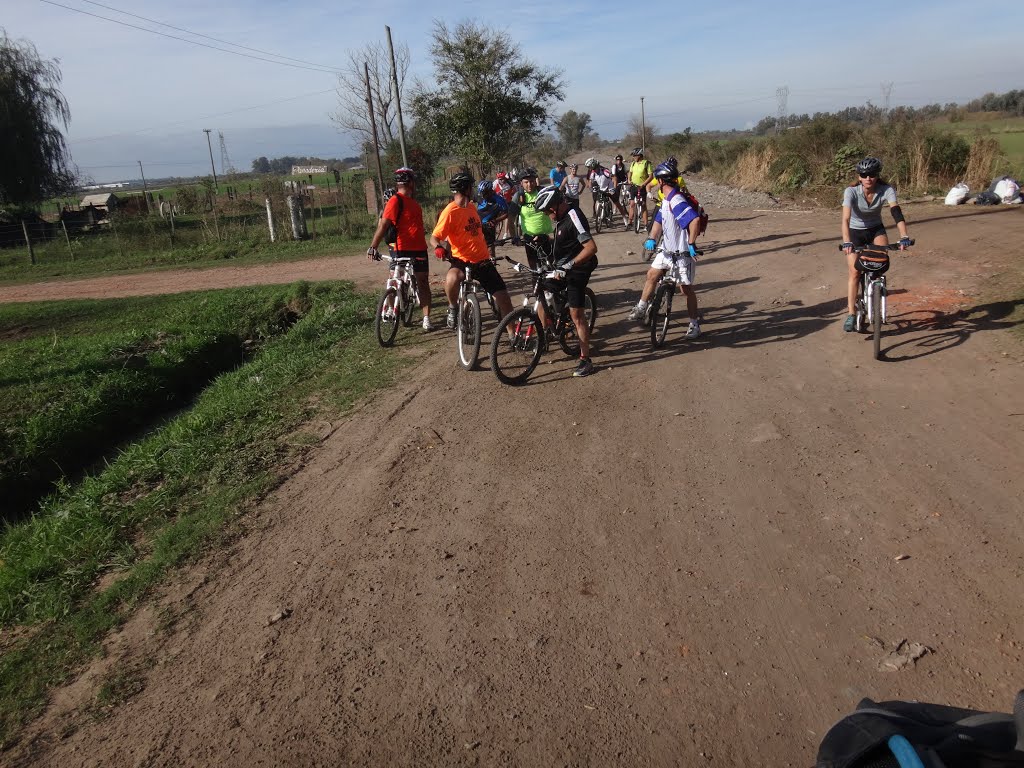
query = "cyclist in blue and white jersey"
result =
(626, 158, 703, 339)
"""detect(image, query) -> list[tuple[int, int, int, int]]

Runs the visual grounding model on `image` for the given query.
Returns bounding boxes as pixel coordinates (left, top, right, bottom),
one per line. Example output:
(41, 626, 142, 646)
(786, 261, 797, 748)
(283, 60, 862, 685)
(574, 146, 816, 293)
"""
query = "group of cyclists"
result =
(366, 151, 912, 378)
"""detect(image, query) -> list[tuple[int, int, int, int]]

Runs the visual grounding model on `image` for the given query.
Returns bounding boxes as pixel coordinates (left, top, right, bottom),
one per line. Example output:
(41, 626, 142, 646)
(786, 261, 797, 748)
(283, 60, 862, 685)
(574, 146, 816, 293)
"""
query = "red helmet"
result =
(496, 171, 507, 180)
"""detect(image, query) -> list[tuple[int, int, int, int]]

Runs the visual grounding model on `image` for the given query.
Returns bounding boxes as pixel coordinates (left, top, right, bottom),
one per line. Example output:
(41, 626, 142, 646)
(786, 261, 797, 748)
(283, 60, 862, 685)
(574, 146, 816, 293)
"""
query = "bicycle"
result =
(445, 251, 511, 371)
(489, 255, 598, 385)
(626, 184, 646, 235)
(840, 240, 913, 360)
(373, 250, 417, 347)
(647, 246, 703, 349)
(591, 185, 617, 234)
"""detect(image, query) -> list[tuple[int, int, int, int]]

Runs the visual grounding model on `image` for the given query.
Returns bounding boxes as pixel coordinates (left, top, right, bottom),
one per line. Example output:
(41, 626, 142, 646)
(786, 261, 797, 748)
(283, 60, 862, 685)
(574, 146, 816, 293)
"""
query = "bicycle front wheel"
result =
(490, 307, 543, 385)
(650, 284, 672, 349)
(401, 283, 416, 326)
(375, 287, 400, 347)
(457, 293, 482, 370)
(594, 202, 603, 234)
(871, 281, 883, 360)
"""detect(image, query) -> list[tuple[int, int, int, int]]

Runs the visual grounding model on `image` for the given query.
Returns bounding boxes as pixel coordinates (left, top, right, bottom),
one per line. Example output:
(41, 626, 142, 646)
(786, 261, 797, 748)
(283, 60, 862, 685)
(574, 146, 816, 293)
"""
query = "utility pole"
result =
(364, 61, 386, 205)
(137, 160, 151, 214)
(640, 96, 646, 154)
(385, 25, 408, 167)
(203, 128, 221, 240)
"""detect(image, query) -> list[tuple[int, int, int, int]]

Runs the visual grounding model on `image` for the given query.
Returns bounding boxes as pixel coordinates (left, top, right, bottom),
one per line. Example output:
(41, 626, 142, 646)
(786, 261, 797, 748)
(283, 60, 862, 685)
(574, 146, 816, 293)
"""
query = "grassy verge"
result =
(0, 287, 318, 520)
(0, 281, 410, 747)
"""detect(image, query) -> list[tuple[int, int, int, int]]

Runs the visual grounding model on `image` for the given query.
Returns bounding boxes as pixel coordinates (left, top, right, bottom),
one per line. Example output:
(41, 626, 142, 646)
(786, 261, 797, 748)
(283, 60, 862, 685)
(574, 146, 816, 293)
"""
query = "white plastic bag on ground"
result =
(944, 183, 970, 205)
(993, 177, 1021, 204)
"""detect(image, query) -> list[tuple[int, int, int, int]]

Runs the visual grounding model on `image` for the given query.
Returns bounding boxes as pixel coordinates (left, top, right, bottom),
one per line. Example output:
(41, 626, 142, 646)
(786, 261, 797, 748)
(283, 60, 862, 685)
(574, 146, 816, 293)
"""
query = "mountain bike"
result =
(840, 240, 913, 360)
(626, 184, 646, 235)
(373, 251, 417, 347)
(591, 186, 616, 234)
(445, 253, 511, 371)
(489, 257, 598, 385)
(647, 247, 702, 348)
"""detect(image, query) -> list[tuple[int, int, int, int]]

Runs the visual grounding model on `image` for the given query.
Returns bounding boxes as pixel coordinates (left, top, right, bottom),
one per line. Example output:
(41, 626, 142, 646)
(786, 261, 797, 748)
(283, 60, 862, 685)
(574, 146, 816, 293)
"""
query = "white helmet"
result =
(584, 158, 599, 169)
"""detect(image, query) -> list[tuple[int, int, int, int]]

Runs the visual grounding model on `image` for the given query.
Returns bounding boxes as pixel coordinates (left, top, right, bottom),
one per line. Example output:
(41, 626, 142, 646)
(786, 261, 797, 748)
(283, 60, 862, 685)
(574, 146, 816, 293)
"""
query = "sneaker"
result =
(622, 215, 629, 228)
(572, 357, 594, 378)
(421, 315, 434, 331)
(627, 304, 646, 323)
(445, 306, 457, 330)
(685, 321, 701, 340)
(843, 314, 856, 332)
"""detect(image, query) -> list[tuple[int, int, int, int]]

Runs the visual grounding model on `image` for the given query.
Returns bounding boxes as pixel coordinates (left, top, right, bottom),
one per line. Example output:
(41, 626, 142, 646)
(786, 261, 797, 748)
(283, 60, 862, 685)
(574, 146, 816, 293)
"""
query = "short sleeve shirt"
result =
(432, 201, 490, 264)
(589, 168, 615, 193)
(630, 159, 652, 186)
(653, 188, 699, 253)
(843, 183, 897, 229)
(517, 189, 555, 236)
(550, 168, 567, 188)
(383, 192, 427, 251)
(552, 205, 594, 265)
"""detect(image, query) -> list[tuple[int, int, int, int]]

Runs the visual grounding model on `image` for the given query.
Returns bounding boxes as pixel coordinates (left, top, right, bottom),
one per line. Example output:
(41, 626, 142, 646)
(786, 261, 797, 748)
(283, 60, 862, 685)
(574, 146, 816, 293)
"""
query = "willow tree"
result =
(0, 31, 76, 207)
(411, 20, 564, 171)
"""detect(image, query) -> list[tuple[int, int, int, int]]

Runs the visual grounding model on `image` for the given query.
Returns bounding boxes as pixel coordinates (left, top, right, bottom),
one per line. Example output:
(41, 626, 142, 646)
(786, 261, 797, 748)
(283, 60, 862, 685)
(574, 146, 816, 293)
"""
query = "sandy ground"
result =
(6, 202, 1024, 767)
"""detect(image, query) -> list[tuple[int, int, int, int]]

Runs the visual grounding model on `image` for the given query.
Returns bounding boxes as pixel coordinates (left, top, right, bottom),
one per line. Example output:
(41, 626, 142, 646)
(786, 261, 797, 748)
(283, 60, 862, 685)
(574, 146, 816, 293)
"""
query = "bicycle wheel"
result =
(871, 281, 883, 360)
(557, 289, 597, 356)
(594, 201, 603, 234)
(650, 284, 672, 348)
(490, 307, 543, 385)
(456, 293, 481, 370)
(401, 282, 416, 326)
(375, 288, 400, 347)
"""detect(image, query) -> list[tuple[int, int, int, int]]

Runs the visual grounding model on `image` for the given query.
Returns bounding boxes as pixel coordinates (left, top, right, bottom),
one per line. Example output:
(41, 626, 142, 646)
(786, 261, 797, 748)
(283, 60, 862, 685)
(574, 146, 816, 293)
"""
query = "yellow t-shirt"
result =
(432, 201, 490, 264)
(630, 159, 653, 185)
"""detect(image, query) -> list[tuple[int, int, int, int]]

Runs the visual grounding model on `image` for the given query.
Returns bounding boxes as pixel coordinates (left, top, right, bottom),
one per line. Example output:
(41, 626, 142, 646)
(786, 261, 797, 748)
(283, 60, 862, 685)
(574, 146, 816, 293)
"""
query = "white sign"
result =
(292, 165, 328, 175)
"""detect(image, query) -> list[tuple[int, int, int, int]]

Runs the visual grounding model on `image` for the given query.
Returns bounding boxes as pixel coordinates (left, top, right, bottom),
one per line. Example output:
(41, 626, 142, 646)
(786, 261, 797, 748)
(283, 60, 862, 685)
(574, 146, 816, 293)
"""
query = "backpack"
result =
(816, 689, 1024, 768)
(382, 194, 404, 245)
(681, 190, 709, 236)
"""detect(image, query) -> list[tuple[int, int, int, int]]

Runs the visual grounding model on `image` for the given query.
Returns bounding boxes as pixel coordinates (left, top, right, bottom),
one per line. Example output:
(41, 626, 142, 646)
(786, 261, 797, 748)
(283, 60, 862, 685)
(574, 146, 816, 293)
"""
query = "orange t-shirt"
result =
(432, 200, 490, 264)
(383, 192, 427, 251)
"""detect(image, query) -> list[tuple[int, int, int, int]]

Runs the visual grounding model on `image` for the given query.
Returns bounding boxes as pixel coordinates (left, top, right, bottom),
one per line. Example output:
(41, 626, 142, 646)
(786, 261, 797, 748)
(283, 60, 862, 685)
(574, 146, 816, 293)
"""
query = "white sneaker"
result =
(445, 306, 457, 330)
(627, 304, 645, 322)
(421, 315, 434, 331)
(685, 321, 701, 339)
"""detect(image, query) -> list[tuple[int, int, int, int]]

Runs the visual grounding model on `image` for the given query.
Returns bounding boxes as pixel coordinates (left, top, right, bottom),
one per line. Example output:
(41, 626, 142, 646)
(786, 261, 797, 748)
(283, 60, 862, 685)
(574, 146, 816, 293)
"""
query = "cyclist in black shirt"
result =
(533, 185, 599, 378)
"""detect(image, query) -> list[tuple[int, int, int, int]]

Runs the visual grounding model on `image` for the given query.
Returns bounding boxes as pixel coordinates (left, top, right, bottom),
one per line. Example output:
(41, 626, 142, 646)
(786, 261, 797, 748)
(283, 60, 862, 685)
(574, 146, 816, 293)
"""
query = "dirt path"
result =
(10, 203, 1024, 766)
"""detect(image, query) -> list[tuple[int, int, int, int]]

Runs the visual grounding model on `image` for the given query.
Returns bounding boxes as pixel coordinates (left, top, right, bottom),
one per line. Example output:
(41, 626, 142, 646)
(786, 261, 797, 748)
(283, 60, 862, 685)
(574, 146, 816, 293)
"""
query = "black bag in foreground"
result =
(816, 690, 1024, 768)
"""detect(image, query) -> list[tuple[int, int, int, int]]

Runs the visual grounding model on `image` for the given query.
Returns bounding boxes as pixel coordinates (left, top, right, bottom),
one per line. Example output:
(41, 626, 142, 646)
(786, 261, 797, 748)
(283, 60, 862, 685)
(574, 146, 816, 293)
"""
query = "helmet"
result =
(533, 185, 563, 213)
(614, 154, 623, 161)
(496, 171, 507, 180)
(556, 160, 566, 167)
(568, 163, 578, 171)
(520, 166, 538, 179)
(654, 159, 679, 183)
(631, 147, 643, 157)
(394, 167, 415, 184)
(584, 158, 598, 169)
(449, 171, 474, 193)
(383, 187, 396, 201)
(856, 157, 882, 176)
(477, 180, 493, 196)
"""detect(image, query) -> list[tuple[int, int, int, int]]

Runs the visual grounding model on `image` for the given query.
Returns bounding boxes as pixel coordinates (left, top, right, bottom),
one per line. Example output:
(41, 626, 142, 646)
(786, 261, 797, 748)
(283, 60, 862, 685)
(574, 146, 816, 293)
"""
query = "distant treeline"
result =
(750, 89, 1024, 136)
(250, 156, 361, 174)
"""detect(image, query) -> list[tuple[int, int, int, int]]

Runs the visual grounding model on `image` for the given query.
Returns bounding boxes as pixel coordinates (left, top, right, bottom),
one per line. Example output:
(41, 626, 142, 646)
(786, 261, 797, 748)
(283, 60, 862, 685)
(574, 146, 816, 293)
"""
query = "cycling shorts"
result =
(850, 225, 887, 248)
(448, 257, 506, 295)
(395, 249, 428, 275)
(631, 184, 648, 203)
(564, 257, 597, 309)
(651, 251, 695, 285)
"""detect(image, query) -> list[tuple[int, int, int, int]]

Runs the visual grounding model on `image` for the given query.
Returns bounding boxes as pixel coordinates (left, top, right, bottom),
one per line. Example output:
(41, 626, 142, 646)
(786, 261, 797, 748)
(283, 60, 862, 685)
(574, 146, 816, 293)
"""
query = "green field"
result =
(939, 113, 1024, 177)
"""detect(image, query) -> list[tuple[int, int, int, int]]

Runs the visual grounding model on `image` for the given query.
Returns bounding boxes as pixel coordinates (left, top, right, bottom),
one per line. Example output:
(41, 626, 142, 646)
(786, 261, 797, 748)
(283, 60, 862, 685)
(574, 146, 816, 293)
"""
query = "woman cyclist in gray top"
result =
(840, 157, 912, 331)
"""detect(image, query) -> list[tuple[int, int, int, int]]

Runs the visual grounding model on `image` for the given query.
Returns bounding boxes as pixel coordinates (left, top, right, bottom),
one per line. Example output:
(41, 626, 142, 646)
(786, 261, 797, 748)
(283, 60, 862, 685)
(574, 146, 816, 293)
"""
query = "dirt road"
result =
(10, 203, 1024, 766)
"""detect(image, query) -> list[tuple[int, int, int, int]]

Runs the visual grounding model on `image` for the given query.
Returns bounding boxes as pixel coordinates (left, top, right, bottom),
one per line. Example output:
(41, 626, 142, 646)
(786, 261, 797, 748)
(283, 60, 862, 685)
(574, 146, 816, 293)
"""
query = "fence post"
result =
(265, 197, 276, 242)
(169, 205, 176, 245)
(310, 190, 317, 240)
(61, 219, 75, 261)
(286, 195, 306, 240)
(21, 220, 36, 265)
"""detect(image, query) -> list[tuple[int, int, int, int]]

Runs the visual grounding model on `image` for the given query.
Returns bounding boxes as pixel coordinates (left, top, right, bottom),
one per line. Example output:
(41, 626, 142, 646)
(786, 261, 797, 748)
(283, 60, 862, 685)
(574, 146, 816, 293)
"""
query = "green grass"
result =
(0, 281, 411, 747)
(939, 114, 1024, 178)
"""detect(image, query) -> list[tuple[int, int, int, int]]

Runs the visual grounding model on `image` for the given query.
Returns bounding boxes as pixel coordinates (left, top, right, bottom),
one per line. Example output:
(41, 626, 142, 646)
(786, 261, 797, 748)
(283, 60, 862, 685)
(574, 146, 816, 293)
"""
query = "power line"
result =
(38, 0, 341, 74)
(76, 0, 343, 72)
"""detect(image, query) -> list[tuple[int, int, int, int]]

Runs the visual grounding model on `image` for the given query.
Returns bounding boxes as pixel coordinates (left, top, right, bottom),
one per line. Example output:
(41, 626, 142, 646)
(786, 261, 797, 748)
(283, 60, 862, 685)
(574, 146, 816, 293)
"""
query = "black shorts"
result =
(631, 184, 648, 203)
(448, 258, 506, 295)
(565, 257, 597, 308)
(396, 249, 428, 274)
(850, 225, 887, 248)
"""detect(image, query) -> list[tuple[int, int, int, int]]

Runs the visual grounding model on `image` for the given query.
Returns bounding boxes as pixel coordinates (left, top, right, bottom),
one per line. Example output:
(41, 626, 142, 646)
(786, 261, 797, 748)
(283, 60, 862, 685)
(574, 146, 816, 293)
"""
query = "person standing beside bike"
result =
(513, 168, 553, 270)
(840, 157, 912, 332)
(367, 167, 434, 331)
(559, 162, 586, 203)
(610, 154, 628, 189)
(629, 148, 653, 231)
(549, 160, 568, 189)
(431, 172, 515, 331)
(627, 158, 703, 339)
(585, 158, 629, 226)
(533, 185, 599, 378)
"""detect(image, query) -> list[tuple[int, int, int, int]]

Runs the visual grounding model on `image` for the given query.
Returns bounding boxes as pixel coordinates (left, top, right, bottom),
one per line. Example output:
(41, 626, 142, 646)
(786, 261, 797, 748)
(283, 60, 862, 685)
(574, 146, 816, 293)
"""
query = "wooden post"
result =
(21, 220, 36, 265)
(265, 197, 276, 242)
(169, 204, 176, 245)
(61, 219, 74, 260)
(310, 189, 317, 240)
(334, 181, 342, 235)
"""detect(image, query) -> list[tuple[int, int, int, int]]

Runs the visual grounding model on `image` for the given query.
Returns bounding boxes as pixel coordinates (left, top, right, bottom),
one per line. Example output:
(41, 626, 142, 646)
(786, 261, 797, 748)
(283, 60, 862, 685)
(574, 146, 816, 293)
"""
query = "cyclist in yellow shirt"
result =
(628, 148, 654, 230)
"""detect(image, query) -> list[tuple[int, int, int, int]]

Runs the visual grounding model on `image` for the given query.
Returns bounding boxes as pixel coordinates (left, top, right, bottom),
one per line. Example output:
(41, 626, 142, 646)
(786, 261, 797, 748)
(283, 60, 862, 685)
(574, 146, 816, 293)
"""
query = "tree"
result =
(555, 110, 592, 152)
(251, 156, 271, 174)
(331, 41, 411, 152)
(0, 30, 76, 208)
(410, 20, 565, 171)
(626, 115, 656, 148)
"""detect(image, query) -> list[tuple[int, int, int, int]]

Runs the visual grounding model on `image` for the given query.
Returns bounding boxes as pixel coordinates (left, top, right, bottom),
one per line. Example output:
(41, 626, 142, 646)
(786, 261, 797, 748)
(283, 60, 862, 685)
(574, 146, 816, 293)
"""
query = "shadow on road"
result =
(878, 297, 1024, 362)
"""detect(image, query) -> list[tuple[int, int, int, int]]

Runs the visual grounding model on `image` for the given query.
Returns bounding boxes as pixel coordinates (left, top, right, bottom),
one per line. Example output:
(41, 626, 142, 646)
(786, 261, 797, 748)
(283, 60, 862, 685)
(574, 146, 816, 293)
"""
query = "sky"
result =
(5, 0, 1024, 183)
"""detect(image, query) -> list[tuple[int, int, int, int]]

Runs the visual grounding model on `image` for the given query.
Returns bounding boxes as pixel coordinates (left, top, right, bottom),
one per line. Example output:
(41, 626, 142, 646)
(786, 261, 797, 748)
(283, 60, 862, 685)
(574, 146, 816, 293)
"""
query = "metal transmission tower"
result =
(881, 82, 894, 121)
(218, 131, 237, 177)
(776, 85, 789, 134)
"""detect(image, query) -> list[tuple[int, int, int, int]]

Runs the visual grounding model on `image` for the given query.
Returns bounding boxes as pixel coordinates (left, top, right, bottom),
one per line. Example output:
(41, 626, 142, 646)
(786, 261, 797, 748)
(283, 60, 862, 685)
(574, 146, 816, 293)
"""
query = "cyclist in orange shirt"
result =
(430, 171, 515, 330)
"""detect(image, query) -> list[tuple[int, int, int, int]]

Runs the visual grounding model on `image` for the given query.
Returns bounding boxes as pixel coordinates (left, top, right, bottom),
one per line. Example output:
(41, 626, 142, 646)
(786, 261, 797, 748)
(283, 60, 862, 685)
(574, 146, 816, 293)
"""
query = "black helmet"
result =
(654, 159, 679, 182)
(856, 157, 882, 177)
(394, 167, 415, 184)
(521, 166, 538, 179)
(614, 154, 623, 161)
(533, 185, 563, 213)
(449, 171, 474, 193)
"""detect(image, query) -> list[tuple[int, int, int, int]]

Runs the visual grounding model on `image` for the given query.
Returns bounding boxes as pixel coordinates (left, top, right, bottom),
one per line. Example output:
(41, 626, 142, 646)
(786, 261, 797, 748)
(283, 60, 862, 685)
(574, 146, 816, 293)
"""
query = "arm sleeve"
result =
(883, 186, 898, 205)
(670, 194, 699, 229)
(842, 186, 856, 208)
(431, 207, 449, 241)
(382, 196, 399, 223)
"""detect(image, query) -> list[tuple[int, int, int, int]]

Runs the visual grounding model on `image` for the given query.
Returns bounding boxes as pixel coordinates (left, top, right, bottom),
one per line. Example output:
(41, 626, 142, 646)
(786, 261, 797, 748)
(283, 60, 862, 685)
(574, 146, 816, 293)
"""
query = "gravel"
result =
(685, 176, 782, 210)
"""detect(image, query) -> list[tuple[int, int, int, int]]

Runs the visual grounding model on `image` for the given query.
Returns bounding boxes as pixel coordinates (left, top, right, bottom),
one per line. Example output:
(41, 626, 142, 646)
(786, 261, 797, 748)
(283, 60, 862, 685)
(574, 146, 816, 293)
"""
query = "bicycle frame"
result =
(859, 272, 887, 327)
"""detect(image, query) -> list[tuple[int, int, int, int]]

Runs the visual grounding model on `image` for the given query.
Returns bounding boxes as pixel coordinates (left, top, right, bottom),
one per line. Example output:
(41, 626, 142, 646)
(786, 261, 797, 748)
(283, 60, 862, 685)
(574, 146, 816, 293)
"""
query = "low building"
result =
(79, 193, 120, 211)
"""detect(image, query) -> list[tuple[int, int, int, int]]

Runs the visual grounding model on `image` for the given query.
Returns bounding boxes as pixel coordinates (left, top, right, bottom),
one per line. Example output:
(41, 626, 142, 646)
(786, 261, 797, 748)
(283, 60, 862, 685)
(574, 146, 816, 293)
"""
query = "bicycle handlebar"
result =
(839, 239, 914, 252)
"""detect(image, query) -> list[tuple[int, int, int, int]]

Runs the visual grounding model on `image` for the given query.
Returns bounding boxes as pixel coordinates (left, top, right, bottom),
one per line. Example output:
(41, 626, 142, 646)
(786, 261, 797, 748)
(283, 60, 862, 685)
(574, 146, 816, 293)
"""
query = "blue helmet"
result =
(477, 180, 492, 196)
(654, 159, 679, 183)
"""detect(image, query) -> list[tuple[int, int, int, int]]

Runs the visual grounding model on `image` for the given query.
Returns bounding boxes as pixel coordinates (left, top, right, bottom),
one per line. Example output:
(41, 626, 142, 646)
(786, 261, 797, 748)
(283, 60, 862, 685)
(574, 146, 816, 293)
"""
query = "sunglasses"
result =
(859, 173, 878, 179)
